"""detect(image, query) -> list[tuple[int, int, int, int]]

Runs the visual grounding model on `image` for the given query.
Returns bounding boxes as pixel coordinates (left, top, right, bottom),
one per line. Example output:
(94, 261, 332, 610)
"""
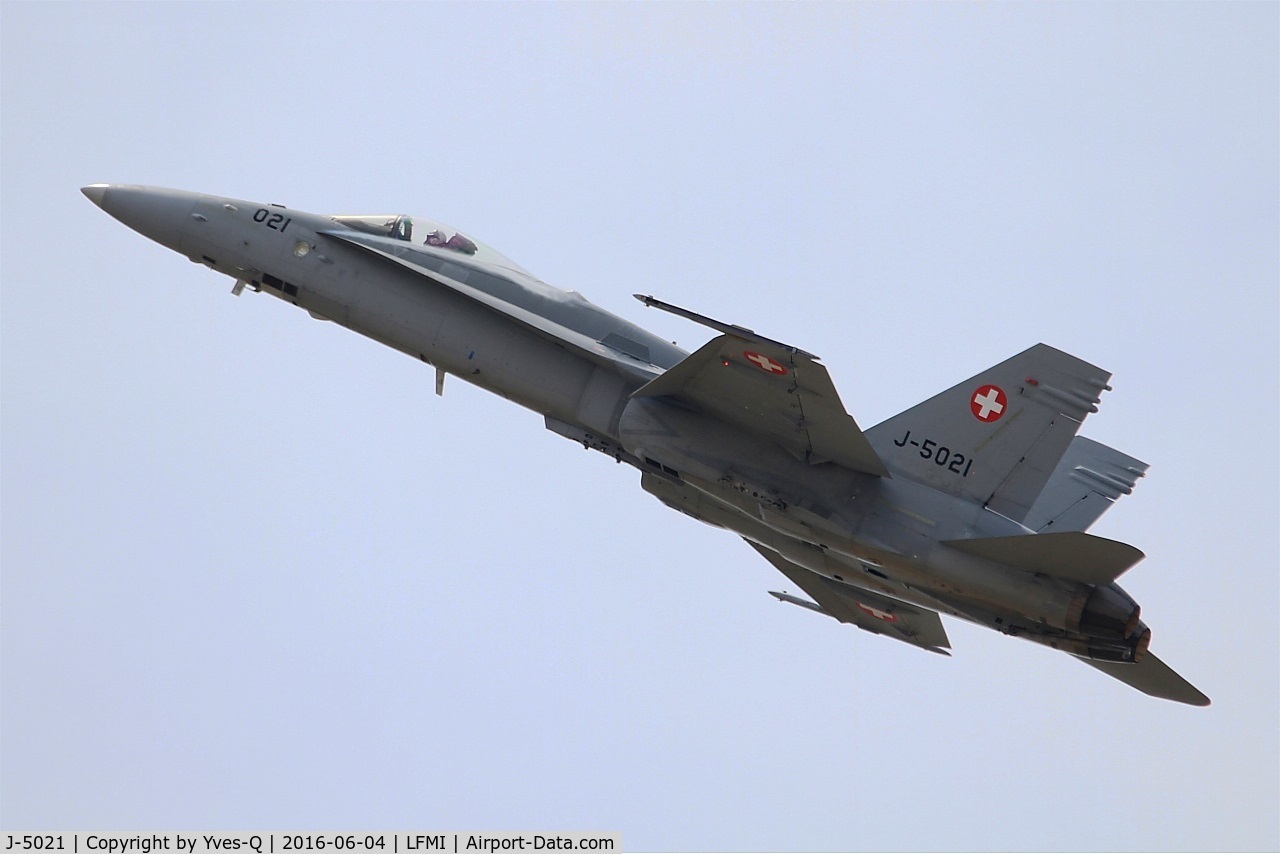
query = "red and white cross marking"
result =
(970, 384, 1007, 422)
(856, 602, 899, 623)
(743, 351, 788, 375)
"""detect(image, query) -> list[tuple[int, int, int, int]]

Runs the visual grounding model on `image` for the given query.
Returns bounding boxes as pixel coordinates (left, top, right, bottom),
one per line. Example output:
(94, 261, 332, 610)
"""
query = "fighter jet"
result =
(82, 184, 1209, 706)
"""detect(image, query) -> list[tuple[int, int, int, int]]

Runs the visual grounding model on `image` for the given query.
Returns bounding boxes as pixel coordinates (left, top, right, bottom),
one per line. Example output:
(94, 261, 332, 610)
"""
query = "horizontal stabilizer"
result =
(1076, 653, 1210, 706)
(942, 531, 1144, 585)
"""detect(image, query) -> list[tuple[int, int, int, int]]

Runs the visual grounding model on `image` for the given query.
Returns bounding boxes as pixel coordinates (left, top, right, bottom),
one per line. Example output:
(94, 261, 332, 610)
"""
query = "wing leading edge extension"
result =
(322, 230, 666, 381)
(632, 295, 888, 477)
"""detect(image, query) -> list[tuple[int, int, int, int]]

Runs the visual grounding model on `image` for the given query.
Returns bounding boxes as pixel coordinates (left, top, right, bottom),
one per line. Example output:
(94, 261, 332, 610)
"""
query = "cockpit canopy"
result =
(330, 214, 528, 275)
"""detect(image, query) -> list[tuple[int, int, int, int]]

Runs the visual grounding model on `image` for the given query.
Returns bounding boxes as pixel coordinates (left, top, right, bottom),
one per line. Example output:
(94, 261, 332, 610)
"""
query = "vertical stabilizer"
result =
(1023, 436, 1148, 532)
(866, 344, 1111, 523)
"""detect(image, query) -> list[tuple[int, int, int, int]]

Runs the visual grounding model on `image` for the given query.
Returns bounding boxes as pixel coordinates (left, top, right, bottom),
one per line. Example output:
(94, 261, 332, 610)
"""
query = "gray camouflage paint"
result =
(82, 184, 1208, 706)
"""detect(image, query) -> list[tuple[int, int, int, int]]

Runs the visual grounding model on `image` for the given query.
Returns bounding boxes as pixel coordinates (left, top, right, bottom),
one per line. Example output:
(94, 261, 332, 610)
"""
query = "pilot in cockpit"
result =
(424, 228, 478, 255)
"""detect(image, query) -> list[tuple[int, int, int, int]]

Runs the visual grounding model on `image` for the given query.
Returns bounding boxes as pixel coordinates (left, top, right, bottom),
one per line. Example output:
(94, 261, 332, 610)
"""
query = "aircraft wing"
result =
(747, 541, 951, 654)
(631, 300, 887, 477)
(1075, 653, 1210, 706)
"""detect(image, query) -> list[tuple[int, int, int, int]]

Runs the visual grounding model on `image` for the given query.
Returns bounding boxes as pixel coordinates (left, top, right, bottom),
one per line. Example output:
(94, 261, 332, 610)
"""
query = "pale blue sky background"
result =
(2, 3, 1277, 851)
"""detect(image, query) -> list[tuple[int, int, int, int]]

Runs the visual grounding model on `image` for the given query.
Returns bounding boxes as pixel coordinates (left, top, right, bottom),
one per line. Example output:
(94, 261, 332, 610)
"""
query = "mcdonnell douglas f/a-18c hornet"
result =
(83, 184, 1209, 706)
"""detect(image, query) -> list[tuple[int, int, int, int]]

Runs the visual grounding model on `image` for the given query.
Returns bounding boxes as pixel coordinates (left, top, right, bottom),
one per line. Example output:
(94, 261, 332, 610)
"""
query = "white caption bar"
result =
(1, 835, 620, 854)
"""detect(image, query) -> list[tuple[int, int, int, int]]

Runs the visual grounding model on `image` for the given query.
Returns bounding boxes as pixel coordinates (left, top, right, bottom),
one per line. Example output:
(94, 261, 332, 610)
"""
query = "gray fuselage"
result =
(85, 185, 1131, 661)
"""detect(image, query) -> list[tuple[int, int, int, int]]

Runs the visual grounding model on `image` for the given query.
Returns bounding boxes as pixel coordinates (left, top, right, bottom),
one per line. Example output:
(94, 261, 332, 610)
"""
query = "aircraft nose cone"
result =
(81, 184, 200, 254)
(81, 184, 108, 208)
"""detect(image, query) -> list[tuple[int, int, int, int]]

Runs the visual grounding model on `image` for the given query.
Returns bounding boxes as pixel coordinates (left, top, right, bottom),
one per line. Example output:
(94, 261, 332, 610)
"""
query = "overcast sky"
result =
(2, 3, 1277, 851)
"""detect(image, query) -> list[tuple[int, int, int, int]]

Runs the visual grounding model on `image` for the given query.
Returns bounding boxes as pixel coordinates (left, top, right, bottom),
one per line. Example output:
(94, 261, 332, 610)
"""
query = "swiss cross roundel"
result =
(970, 384, 1007, 422)
(743, 351, 788, 375)
(856, 602, 899, 623)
